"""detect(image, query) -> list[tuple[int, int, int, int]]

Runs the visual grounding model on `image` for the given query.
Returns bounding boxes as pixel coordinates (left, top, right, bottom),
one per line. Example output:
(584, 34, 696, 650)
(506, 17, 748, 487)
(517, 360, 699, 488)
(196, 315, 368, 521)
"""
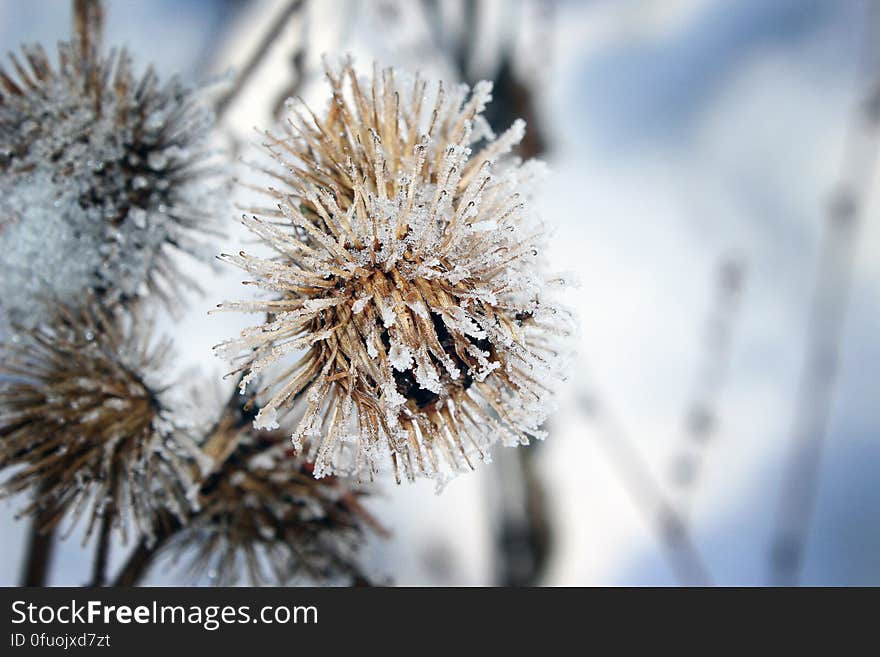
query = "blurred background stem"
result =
(213, 0, 307, 121)
(769, 0, 880, 585)
(579, 390, 713, 586)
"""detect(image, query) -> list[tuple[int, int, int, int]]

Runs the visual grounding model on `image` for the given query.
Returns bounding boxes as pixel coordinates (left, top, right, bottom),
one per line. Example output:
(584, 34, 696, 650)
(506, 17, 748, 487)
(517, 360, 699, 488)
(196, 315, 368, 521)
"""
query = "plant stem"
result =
(88, 507, 114, 587)
(493, 446, 552, 586)
(112, 541, 156, 587)
(769, 3, 880, 586)
(112, 520, 178, 587)
(19, 511, 56, 586)
(580, 391, 713, 586)
(214, 0, 307, 121)
(667, 256, 745, 518)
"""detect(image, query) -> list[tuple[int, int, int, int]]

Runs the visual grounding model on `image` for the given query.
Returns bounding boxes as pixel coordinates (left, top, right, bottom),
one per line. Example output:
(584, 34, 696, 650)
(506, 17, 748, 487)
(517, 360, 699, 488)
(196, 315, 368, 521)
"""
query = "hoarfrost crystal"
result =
(0, 40, 217, 331)
(216, 58, 573, 484)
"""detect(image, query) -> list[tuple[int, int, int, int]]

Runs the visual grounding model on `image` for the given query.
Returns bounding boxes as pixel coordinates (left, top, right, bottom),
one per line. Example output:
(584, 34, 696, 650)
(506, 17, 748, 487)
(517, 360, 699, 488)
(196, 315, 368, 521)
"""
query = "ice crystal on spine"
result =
(0, 300, 199, 542)
(0, 39, 217, 331)
(216, 58, 572, 484)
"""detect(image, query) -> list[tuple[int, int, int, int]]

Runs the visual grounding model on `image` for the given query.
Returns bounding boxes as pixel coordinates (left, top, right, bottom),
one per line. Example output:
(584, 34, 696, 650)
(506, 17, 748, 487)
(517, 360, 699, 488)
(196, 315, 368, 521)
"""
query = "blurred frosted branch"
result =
(213, 0, 308, 122)
(669, 255, 746, 519)
(769, 2, 880, 586)
(578, 390, 713, 586)
(271, 17, 309, 121)
(492, 446, 552, 586)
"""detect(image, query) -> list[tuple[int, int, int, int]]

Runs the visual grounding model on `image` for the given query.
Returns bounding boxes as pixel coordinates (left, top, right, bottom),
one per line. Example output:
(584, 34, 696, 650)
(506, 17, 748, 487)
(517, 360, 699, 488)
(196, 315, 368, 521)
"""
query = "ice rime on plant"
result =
(216, 58, 573, 485)
(0, 300, 201, 543)
(0, 39, 218, 331)
(173, 426, 370, 585)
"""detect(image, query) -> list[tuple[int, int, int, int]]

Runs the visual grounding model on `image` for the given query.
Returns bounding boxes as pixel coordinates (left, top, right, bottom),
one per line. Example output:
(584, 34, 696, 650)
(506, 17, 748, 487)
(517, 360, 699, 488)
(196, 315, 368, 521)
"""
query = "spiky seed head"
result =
(0, 299, 199, 542)
(216, 58, 572, 485)
(173, 417, 372, 585)
(0, 39, 218, 332)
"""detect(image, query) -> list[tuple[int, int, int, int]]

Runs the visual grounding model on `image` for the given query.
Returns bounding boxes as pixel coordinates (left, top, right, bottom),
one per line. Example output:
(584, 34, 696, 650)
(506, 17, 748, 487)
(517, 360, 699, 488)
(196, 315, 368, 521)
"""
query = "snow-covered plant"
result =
(172, 428, 372, 585)
(0, 299, 200, 543)
(0, 36, 217, 332)
(216, 58, 572, 484)
(0, 2, 377, 588)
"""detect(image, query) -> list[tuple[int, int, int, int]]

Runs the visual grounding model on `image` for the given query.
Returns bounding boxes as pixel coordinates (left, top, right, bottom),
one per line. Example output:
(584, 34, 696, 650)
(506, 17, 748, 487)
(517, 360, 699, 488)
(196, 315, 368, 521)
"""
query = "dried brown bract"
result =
(0, 300, 199, 542)
(216, 58, 573, 486)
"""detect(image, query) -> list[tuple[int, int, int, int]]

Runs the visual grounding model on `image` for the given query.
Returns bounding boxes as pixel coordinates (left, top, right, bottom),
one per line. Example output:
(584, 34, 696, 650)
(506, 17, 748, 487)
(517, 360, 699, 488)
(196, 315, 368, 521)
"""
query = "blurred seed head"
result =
(0, 38, 219, 332)
(216, 58, 573, 485)
(0, 299, 200, 543)
(172, 415, 372, 585)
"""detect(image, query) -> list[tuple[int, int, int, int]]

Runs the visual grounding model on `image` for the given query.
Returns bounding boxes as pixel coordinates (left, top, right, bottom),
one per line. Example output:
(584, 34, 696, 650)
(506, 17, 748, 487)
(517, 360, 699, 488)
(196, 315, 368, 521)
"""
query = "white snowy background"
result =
(1, 0, 878, 586)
